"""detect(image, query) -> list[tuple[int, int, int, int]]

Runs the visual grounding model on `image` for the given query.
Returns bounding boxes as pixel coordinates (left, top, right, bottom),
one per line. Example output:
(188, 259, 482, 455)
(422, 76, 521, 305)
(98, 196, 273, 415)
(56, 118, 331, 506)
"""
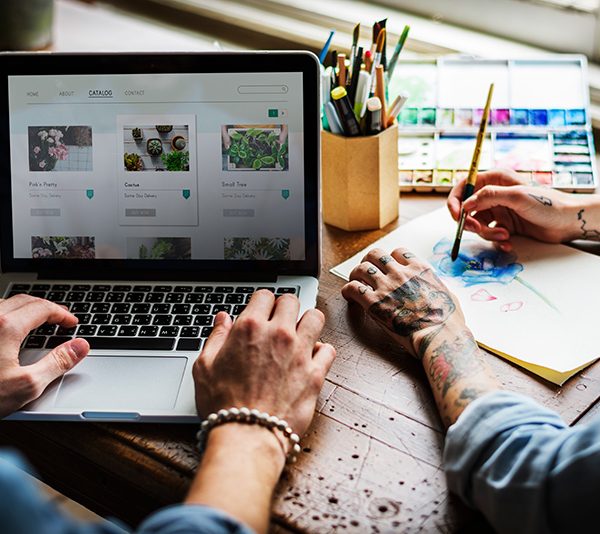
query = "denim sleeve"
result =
(444, 390, 600, 534)
(0, 449, 127, 534)
(137, 505, 255, 534)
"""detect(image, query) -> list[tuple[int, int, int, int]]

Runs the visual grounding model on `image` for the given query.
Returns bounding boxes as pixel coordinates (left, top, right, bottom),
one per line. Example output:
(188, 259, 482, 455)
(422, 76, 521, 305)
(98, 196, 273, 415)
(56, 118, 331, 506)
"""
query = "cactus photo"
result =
(123, 124, 189, 171)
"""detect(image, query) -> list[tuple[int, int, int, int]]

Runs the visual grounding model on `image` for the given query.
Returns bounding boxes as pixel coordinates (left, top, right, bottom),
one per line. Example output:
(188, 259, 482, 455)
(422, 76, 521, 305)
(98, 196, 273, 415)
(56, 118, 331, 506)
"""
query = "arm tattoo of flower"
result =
(528, 193, 552, 206)
(427, 331, 483, 398)
(368, 269, 456, 339)
(577, 209, 600, 241)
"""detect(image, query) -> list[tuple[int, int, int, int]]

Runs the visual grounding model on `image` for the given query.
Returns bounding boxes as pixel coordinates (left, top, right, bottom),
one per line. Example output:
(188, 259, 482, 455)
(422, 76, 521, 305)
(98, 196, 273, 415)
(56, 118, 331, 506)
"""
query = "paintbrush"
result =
(347, 45, 363, 106)
(387, 25, 410, 80)
(366, 29, 386, 99)
(350, 23, 360, 69)
(451, 83, 495, 261)
(378, 18, 388, 70)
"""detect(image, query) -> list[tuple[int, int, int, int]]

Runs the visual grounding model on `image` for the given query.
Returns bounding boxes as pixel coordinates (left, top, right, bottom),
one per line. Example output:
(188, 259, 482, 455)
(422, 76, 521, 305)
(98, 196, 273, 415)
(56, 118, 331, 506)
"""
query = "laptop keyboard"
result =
(7, 283, 299, 352)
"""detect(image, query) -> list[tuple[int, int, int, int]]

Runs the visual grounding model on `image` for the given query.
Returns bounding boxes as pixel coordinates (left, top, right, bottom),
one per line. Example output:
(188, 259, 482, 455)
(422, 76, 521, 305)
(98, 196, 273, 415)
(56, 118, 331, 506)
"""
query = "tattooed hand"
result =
(447, 169, 600, 251)
(342, 247, 500, 427)
(341, 247, 465, 359)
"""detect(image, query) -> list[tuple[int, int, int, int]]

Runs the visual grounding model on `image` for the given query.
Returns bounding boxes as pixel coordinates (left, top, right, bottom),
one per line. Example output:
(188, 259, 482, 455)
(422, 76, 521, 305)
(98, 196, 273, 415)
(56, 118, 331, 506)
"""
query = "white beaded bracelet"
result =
(196, 407, 302, 464)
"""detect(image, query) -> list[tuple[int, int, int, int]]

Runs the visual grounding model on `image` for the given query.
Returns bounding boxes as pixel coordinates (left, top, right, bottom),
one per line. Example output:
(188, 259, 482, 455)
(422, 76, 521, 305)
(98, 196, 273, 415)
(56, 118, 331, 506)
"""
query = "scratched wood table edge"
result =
(0, 193, 598, 532)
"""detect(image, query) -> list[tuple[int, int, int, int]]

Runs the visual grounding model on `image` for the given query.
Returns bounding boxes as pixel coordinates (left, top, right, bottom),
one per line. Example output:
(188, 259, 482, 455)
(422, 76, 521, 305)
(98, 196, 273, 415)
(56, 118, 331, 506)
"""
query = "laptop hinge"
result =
(36, 271, 279, 282)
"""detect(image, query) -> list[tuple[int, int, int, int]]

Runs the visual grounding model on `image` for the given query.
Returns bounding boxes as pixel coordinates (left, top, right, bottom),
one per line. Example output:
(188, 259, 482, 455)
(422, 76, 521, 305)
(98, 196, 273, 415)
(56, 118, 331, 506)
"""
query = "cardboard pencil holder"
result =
(322, 124, 399, 231)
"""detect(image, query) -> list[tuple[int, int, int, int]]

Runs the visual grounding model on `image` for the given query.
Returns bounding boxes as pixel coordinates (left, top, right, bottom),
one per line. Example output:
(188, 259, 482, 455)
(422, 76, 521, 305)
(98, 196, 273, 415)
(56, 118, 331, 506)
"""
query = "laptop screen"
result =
(0, 53, 319, 279)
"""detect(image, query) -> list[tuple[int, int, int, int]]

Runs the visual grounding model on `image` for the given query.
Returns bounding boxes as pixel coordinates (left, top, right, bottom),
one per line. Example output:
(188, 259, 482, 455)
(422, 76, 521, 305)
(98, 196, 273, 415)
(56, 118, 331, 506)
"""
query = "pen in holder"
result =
(322, 123, 399, 231)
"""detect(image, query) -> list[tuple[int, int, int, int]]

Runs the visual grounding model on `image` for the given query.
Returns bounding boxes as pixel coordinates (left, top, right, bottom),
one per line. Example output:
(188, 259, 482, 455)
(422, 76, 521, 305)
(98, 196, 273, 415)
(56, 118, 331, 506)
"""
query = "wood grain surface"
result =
(1, 193, 599, 533)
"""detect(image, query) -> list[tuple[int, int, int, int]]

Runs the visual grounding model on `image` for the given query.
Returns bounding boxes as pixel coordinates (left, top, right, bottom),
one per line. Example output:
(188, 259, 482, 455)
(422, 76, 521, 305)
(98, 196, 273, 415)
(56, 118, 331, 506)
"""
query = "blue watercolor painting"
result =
(430, 238, 523, 286)
(429, 238, 559, 312)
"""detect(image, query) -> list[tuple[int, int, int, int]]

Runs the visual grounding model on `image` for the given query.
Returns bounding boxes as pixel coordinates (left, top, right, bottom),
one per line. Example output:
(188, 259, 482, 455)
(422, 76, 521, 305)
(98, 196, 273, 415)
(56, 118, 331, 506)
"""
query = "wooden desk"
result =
(1, 193, 600, 532)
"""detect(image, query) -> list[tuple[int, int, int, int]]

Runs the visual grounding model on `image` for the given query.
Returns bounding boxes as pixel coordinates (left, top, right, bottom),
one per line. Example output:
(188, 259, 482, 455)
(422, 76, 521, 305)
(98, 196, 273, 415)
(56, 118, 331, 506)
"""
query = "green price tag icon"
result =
(86, 189, 94, 199)
(182, 189, 191, 199)
(281, 189, 290, 200)
(268, 109, 279, 118)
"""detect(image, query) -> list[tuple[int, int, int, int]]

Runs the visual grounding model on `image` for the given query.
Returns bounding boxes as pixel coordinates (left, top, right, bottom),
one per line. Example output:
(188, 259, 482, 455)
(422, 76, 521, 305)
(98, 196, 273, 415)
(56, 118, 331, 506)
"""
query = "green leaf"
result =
(252, 159, 262, 169)
(230, 132, 242, 140)
(261, 156, 275, 165)
(277, 155, 285, 168)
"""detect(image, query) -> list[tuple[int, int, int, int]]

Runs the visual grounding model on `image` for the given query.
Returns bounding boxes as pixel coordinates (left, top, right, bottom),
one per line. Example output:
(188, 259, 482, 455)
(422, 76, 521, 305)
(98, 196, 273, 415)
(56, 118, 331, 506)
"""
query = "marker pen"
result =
(331, 86, 361, 136)
(366, 97, 382, 135)
(325, 101, 344, 134)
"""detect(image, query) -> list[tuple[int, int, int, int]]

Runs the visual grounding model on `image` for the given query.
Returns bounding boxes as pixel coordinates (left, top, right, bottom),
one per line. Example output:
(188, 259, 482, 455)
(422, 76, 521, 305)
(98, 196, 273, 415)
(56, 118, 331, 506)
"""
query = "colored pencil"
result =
(375, 65, 386, 126)
(337, 53, 347, 88)
(387, 25, 410, 79)
(318, 30, 335, 64)
(451, 83, 495, 261)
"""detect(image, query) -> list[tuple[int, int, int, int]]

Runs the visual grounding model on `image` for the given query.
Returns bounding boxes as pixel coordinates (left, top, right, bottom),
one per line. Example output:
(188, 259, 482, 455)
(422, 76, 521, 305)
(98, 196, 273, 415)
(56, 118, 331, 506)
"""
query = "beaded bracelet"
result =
(196, 407, 302, 464)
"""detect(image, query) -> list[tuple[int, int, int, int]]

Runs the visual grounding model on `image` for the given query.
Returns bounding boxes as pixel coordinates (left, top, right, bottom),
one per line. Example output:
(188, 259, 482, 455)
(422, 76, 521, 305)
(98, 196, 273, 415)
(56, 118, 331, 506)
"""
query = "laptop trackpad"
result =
(53, 356, 187, 411)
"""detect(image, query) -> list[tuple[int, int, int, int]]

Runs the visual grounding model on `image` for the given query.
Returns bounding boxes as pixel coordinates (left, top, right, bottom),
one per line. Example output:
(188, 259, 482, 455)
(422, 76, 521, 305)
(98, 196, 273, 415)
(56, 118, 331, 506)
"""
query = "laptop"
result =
(0, 51, 321, 422)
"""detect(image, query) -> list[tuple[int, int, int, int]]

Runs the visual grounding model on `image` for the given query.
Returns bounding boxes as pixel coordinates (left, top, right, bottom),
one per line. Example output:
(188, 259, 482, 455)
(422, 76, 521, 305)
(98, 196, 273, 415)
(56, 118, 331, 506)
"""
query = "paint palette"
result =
(388, 56, 597, 192)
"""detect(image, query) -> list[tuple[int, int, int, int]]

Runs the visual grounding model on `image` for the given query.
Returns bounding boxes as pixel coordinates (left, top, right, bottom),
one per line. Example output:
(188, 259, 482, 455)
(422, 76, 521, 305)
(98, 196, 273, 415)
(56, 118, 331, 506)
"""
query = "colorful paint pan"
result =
(510, 109, 529, 125)
(532, 172, 552, 185)
(419, 108, 436, 125)
(574, 172, 594, 185)
(491, 109, 510, 126)
(566, 109, 586, 125)
(529, 109, 548, 126)
(438, 109, 454, 127)
(436, 170, 453, 185)
(454, 109, 473, 127)
(548, 109, 566, 126)
(400, 108, 419, 125)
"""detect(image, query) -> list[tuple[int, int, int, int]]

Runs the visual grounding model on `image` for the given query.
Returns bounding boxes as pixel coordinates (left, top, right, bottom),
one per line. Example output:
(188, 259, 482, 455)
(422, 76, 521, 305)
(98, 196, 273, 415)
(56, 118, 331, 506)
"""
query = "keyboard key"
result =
(71, 302, 91, 313)
(32, 284, 51, 291)
(132, 314, 152, 325)
(172, 304, 190, 314)
(93, 284, 111, 292)
(225, 294, 244, 304)
(165, 293, 184, 303)
(174, 285, 192, 292)
(194, 315, 213, 326)
(12, 284, 31, 290)
(233, 305, 246, 315)
(88, 337, 175, 350)
(159, 326, 179, 337)
(277, 287, 298, 294)
(113, 285, 132, 292)
(215, 286, 234, 293)
(46, 291, 65, 301)
(145, 293, 165, 303)
(111, 314, 132, 325)
(77, 325, 97, 336)
(118, 326, 138, 337)
(139, 326, 159, 336)
(35, 324, 56, 336)
(66, 291, 85, 302)
(213, 304, 231, 314)
(153, 315, 172, 326)
(54, 302, 71, 311)
(151, 303, 171, 314)
(185, 293, 204, 303)
(131, 303, 151, 314)
(194, 286, 213, 293)
(24, 335, 46, 348)
(29, 291, 47, 298)
(205, 294, 224, 304)
(173, 315, 193, 326)
(257, 287, 275, 292)
(180, 326, 200, 337)
(46, 336, 73, 348)
(57, 326, 77, 336)
(235, 286, 255, 293)
(201, 326, 213, 338)
(91, 303, 111, 314)
(245, 294, 253, 303)
(133, 285, 152, 292)
(125, 292, 144, 303)
(111, 303, 131, 314)
(86, 292, 105, 302)
(154, 285, 172, 292)
(106, 292, 125, 302)
(73, 284, 91, 291)
(74, 313, 92, 324)
(176, 338, 202, 351)
(92, 314, 111, 325)
(98, 325, 118, 336)
(53, 284, 71, 291)
(192, 304, 211, 315)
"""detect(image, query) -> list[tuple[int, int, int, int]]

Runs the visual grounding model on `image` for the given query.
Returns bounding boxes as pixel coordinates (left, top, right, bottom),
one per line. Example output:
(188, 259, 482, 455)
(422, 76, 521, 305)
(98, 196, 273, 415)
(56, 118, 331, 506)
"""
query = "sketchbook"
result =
(331, 208, 600, 385)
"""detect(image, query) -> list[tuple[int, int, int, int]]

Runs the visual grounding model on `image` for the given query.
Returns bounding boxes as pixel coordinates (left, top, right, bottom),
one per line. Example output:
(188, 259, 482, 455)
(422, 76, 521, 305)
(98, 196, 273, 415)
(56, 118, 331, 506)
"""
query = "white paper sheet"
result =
(331, 208, 600, 384)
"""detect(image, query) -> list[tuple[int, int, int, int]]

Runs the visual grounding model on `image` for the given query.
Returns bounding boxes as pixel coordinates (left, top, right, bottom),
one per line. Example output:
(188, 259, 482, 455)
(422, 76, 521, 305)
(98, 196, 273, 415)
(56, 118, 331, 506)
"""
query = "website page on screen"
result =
(8, 72, 305, 262)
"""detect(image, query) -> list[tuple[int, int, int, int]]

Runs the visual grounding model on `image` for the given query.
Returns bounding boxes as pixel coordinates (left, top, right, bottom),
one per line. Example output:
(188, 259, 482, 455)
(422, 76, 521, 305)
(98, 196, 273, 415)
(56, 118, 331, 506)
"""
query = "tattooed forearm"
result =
(529, 193, 552, 206)
(426, 331, 483, 398)
(577, 209, 600, 241)
(455, 387, 490, 408)
(368, 269, 456, 338)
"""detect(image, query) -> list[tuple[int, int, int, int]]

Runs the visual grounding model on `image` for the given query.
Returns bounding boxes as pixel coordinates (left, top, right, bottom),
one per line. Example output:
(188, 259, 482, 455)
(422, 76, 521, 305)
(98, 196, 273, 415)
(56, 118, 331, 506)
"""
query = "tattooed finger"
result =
(366, 266, 378, 275)
(341, 280, 377, 306)
(359, 285, 370, 295)
(391, 247, 419, 266)
(402, 252, 415, 259)
(379, 255, 393, 266)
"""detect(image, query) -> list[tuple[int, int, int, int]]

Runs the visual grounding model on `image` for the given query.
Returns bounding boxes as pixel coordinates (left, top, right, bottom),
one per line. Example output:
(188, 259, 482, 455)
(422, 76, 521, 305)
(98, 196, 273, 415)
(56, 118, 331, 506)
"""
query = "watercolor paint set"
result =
(388, 56, 597, 192)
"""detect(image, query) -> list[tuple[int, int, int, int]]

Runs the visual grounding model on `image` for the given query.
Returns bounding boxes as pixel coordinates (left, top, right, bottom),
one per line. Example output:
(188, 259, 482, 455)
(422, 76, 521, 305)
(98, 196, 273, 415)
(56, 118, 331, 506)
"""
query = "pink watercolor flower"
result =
(33, 146, 41, 155)
(39, 160, 46, 168)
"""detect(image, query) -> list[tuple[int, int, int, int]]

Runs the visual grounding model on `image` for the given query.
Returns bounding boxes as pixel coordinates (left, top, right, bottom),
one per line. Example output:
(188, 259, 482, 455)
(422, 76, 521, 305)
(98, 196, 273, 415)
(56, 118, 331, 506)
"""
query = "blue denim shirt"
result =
(444, 390, 600, 534)
(0, 450, 253, 534)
